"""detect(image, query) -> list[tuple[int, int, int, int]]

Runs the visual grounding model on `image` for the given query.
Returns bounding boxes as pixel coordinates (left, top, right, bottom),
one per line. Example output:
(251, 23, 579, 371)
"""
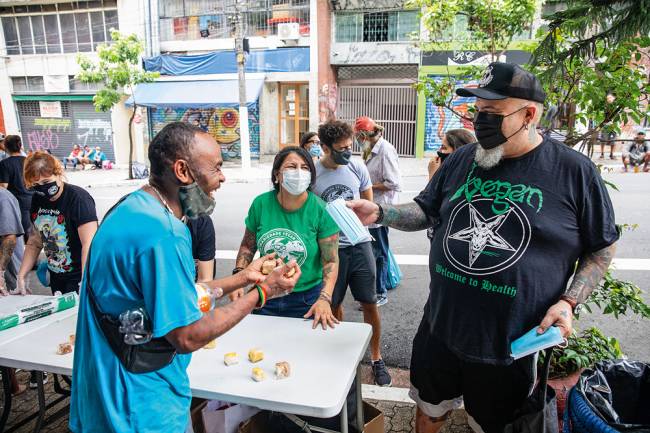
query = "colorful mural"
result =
(149, 103, 260, 160)
(424, 76, 477, 152)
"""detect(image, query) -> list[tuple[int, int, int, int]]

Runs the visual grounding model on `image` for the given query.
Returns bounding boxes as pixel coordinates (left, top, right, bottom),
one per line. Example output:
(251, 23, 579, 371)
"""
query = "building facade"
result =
(0, 0, 146, 165)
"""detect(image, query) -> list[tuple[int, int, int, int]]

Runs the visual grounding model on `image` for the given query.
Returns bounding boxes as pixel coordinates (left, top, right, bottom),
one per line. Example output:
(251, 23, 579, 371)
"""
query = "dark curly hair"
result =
(148, 121, 204, 181)
(4, 135, 22, 153)
(271, 146, 316, 193)
(318, 120, 353, 149)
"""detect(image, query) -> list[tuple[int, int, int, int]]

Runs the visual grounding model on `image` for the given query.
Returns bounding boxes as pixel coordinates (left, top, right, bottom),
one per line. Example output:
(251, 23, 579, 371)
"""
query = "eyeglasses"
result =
(309, 139, 321, 146)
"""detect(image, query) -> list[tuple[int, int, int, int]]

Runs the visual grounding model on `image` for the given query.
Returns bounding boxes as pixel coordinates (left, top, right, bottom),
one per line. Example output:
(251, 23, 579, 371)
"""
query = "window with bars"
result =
(12, 76, 45, 93)
(16, 100, 70, 117)
(335, 10, 419, 43)
(1, 2, 119, 56)
(158, 0, 310, 42)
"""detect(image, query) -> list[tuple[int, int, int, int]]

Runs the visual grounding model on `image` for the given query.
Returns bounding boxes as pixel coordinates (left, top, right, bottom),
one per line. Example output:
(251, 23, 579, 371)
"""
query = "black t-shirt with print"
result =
(31, 183, 97, 285)
(187, 214, 216, 262)
(414, 137, 619, 365)
(0, 156, 33, 210)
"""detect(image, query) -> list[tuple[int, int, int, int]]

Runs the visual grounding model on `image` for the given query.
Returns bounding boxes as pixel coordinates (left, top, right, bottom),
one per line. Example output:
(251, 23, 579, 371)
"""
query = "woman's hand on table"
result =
(304, 298, 339, 330)
(10, 275, 31, 296)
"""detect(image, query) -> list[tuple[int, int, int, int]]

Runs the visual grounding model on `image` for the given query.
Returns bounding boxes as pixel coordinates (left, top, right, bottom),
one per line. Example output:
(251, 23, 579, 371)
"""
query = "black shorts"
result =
(409, 316, 536, 433)
(332, 242, 376, 306)
(50, 273, 81, 295)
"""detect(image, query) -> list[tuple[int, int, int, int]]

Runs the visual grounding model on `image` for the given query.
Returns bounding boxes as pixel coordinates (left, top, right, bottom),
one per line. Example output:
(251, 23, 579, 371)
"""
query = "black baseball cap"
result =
(456, 62, 546, 104)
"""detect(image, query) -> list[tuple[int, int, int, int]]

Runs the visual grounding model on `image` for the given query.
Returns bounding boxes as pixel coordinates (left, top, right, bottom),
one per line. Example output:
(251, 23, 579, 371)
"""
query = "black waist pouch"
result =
(89, 295, 176, 374)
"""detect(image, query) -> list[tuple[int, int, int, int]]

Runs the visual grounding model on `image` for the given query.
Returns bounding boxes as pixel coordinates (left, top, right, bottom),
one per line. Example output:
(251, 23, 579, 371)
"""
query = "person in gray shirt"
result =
(312, 120, 392, 387)
(0, 187, 25, 295)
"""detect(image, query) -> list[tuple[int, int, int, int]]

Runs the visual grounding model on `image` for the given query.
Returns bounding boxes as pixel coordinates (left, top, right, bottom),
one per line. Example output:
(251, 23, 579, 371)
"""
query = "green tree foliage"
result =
(77, 30, 159, 179)
(411, 0, 538, 118)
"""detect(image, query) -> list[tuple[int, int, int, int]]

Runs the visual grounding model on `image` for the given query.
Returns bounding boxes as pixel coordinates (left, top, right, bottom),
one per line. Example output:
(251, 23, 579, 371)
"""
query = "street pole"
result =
(235, 0, 251, 173)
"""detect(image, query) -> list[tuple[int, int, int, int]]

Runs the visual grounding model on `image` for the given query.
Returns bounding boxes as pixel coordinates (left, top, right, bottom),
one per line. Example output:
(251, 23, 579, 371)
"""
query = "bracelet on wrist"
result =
(318, 291, 332, 305)
(376, 204, 384, 225)
(254, 283, 268, 309)
(559, 295, 578, 311)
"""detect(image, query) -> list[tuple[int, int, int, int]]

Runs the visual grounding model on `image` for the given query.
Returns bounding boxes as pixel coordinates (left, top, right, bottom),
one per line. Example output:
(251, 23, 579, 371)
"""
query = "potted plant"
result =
(542, 268, 650, 423)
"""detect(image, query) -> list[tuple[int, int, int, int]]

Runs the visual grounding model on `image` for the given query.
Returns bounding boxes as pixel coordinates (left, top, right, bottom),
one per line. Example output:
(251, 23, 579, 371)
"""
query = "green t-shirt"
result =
(245, 191, 339, 293)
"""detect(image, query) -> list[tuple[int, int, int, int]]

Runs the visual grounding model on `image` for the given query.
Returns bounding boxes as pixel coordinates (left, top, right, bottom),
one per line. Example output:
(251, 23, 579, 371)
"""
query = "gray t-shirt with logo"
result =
(313, 157, 372, 247)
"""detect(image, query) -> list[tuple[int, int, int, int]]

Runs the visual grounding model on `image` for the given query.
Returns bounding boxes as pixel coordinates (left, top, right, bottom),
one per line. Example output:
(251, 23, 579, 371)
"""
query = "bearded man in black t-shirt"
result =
(348, 62, 618, 433)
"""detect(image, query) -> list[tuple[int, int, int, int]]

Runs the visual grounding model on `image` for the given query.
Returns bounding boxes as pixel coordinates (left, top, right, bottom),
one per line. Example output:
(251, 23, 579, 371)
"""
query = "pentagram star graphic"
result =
(448, 204, 516, 267)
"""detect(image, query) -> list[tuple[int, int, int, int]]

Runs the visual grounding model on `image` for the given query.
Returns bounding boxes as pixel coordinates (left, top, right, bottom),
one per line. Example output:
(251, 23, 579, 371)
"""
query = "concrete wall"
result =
(260, 82, 279, 156)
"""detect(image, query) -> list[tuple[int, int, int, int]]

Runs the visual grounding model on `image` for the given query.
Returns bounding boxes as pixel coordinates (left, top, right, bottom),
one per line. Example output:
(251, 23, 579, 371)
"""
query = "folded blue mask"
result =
(325, 198, 372, 245)
(510, 326, 566, 360)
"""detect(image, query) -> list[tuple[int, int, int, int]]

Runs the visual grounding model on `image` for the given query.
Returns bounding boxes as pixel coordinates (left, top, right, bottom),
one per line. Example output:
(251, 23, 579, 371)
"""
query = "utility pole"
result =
(234, 0, 251, 173)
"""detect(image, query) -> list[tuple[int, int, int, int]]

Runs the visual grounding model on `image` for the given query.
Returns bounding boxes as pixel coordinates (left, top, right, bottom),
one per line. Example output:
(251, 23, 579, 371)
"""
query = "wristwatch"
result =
(559, 295, 581, 313)
(376, 204, 385, 225)
(232, 267, 244, 275)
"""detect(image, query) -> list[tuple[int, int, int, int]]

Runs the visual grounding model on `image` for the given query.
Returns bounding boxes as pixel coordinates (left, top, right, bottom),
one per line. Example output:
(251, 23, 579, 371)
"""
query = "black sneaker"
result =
(29, 371, 48, 389)
(371, 359, 392, 387)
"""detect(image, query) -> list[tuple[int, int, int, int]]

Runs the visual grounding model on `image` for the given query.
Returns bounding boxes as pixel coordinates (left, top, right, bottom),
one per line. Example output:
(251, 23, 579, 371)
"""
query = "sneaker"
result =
(376, 296, 388, 307)
(29, 371, 48, 389)
(372, 359, 392, 387)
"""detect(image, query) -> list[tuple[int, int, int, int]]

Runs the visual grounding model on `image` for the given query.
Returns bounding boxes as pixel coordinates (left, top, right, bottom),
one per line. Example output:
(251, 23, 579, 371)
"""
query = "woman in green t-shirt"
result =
(232, 146, 340, 329)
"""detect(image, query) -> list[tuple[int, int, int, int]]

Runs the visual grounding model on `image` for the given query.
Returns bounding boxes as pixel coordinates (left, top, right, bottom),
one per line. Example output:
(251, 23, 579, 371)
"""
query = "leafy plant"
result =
(76, 30, 159, 179)
(545, 327, 624, 379)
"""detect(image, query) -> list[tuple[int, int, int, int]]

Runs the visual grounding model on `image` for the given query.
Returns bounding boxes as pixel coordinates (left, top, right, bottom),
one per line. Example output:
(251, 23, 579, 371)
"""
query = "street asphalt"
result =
(85, 168, 650, 369)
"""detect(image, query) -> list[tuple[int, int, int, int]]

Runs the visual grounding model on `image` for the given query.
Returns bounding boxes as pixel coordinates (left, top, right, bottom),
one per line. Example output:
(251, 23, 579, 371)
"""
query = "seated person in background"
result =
(91, 146, 107, 169)
(63, 145, 82, 170)
(622, 131, 649, 172)
(187, 214, 216, 282)
(78, 145, 93, 168)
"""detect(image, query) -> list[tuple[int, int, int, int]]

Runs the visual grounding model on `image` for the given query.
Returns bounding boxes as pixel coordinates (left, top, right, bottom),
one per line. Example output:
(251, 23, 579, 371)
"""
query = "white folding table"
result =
(0, 310, 372, 433)
(0, 295, 78, 433)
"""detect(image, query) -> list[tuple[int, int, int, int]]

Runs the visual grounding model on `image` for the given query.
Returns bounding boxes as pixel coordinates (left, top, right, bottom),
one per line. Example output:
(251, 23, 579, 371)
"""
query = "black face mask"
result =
(31, 181, 60, 199)
(331, 148, 352, 165)
(473, 106, 528, 150)
(437, 151, 450, 162)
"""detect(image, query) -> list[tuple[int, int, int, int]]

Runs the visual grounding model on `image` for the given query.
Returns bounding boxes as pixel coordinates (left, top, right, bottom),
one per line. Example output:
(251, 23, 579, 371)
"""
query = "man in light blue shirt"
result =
(70, 122, 300, 433)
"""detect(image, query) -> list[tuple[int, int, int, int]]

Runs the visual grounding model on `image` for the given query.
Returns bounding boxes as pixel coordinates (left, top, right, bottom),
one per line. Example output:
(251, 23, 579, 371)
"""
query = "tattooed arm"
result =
(0, 234, 17, 295)
(304, 234, 340, 329)
(346, 200, 431, 232)
(228, 229, 259, 301)
(564, 243, 616, 304)
(537, 243, 617, 337)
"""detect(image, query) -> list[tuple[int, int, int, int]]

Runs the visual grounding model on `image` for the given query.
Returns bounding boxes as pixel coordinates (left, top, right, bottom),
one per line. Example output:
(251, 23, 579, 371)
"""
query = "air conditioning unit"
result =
(277, 23, 300, 40)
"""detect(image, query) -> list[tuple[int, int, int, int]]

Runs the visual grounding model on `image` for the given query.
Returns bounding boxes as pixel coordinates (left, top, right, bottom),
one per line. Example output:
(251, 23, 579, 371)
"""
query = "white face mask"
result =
(281, 168, 311, 195)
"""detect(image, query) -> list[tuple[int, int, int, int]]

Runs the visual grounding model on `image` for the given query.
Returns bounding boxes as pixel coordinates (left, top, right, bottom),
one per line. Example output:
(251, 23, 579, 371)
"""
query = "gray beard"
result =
(474, 144, 504, 170)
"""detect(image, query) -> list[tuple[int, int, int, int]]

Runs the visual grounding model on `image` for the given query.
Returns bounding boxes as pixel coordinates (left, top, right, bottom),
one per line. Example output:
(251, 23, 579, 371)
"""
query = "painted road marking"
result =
(215, 250, 650, 271)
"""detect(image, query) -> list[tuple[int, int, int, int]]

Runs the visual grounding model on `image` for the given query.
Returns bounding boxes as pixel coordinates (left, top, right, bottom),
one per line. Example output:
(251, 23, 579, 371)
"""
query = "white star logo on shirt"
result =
(448, 204, 516, 267)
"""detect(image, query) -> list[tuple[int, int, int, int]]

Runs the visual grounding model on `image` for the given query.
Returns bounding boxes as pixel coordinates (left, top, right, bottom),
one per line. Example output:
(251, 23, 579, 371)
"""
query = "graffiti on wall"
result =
(76, 118, 112, 148)
(331, 43, 420, 65)
(424, 76, 477, 152)
(26, 118, 72, 153)
(149, 104, 260, 160)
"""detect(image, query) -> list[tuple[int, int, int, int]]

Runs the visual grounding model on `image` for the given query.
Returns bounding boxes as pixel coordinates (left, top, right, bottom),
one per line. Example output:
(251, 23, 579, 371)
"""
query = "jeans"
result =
(369, 226, 390, 298)
(253, 283, 322, 319)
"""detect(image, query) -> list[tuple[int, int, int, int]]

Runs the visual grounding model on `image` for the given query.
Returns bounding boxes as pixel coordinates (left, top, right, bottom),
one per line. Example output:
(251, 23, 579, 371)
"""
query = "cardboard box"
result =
(203, 401, 260, 433)
(237, 402, 384, 433)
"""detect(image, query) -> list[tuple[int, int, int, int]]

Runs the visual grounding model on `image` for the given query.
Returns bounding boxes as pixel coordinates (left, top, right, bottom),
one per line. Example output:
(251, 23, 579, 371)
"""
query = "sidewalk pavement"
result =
(65, 151, 626, 190)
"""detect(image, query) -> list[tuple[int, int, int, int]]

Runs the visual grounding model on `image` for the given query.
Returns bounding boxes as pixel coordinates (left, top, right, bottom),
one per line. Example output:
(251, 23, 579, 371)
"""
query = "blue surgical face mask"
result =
(325, 198, 372, 245)
(309, 144, 322, 158)
(281, 168, 311, 195)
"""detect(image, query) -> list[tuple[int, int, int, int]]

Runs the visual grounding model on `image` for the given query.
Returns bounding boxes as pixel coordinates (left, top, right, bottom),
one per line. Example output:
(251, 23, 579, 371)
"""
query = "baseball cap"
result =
(456, 62, 546, 104)
(354, 116, 377, 134)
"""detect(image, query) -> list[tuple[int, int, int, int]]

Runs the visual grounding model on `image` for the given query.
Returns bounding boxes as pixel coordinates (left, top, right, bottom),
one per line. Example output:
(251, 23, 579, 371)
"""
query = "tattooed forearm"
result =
(565, 243, 616, 304)
(235, 229, 257, 268)
(381, 202, 431, 232)
(318, 234, 339, 294)
(0, 235, 17, 272)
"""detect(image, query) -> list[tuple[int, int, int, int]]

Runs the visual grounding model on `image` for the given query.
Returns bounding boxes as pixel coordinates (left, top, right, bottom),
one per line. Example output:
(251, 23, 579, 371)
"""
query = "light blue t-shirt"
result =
(70, 190, 202, 433)
(312, 157, 372, 247)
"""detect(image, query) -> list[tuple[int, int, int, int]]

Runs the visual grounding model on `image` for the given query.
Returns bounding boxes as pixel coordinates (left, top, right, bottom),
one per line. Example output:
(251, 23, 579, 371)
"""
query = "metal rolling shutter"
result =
(70, 101, 114, 162)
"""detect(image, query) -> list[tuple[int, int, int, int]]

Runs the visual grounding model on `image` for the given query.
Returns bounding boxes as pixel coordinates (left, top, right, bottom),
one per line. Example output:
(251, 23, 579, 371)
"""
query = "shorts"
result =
(332, 242, 376, 307)
(409, 316, 536, 433)
(253, 283, 321, 319)
(49, 272, 81, 295)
